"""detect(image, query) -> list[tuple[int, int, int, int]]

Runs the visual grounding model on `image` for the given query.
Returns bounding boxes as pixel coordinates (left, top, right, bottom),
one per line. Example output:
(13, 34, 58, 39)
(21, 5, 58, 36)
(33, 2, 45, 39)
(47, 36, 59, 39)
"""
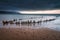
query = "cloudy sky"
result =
(0, 0, 60, 14)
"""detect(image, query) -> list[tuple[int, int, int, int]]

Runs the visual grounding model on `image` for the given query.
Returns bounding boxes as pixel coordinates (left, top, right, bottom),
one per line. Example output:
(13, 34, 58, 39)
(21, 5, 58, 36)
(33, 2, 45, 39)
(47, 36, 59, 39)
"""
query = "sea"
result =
(0, 14, 60, 31)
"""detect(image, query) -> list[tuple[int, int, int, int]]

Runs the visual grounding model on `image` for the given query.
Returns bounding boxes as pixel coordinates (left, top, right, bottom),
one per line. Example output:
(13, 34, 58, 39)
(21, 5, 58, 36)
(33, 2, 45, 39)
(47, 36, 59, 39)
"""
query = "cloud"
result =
(0, 0, 60, 10)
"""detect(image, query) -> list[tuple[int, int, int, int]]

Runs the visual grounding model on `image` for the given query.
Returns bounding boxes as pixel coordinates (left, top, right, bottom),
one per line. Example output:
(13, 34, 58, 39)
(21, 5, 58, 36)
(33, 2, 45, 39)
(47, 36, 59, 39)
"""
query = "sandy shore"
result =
(0, 28, 60, 40)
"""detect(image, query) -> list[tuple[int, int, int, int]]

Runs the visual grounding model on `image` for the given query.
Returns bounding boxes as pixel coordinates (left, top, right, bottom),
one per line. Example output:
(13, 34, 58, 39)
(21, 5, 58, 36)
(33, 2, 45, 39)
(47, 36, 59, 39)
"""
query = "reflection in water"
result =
(2, 19, 54, 29)
(3, 23, 8, 26)
(2, 22, 42, 28)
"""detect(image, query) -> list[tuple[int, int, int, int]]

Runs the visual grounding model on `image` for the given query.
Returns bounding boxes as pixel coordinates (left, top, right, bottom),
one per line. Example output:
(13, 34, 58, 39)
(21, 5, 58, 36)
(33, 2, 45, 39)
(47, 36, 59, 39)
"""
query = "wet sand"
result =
(0, 28, 60, 40)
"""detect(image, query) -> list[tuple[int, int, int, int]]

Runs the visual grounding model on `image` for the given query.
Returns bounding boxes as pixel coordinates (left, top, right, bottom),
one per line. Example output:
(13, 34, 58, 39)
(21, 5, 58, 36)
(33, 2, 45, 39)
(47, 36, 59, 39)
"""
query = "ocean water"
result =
(0, 14, 60, 31)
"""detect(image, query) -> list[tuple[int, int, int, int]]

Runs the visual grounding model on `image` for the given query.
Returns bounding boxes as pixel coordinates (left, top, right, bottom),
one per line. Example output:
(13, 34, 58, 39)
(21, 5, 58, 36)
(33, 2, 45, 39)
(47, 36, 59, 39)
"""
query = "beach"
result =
(0, 28, 60, 40)
(0, 14, 60, 40)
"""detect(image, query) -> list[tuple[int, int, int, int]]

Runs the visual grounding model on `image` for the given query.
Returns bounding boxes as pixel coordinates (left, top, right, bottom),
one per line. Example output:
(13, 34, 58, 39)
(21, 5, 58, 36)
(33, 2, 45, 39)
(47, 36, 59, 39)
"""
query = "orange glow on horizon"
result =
(18, 10, 60, 14)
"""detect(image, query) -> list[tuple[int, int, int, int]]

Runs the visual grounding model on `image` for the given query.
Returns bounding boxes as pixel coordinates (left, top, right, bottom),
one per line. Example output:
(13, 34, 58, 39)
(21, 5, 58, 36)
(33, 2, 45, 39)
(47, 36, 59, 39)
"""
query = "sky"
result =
(0, 0, 60, 14)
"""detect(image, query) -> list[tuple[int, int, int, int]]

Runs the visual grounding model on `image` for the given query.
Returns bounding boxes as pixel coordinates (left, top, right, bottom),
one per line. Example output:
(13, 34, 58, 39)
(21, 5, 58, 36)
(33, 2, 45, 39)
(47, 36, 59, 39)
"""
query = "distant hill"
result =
(0, 11, 21, 14)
